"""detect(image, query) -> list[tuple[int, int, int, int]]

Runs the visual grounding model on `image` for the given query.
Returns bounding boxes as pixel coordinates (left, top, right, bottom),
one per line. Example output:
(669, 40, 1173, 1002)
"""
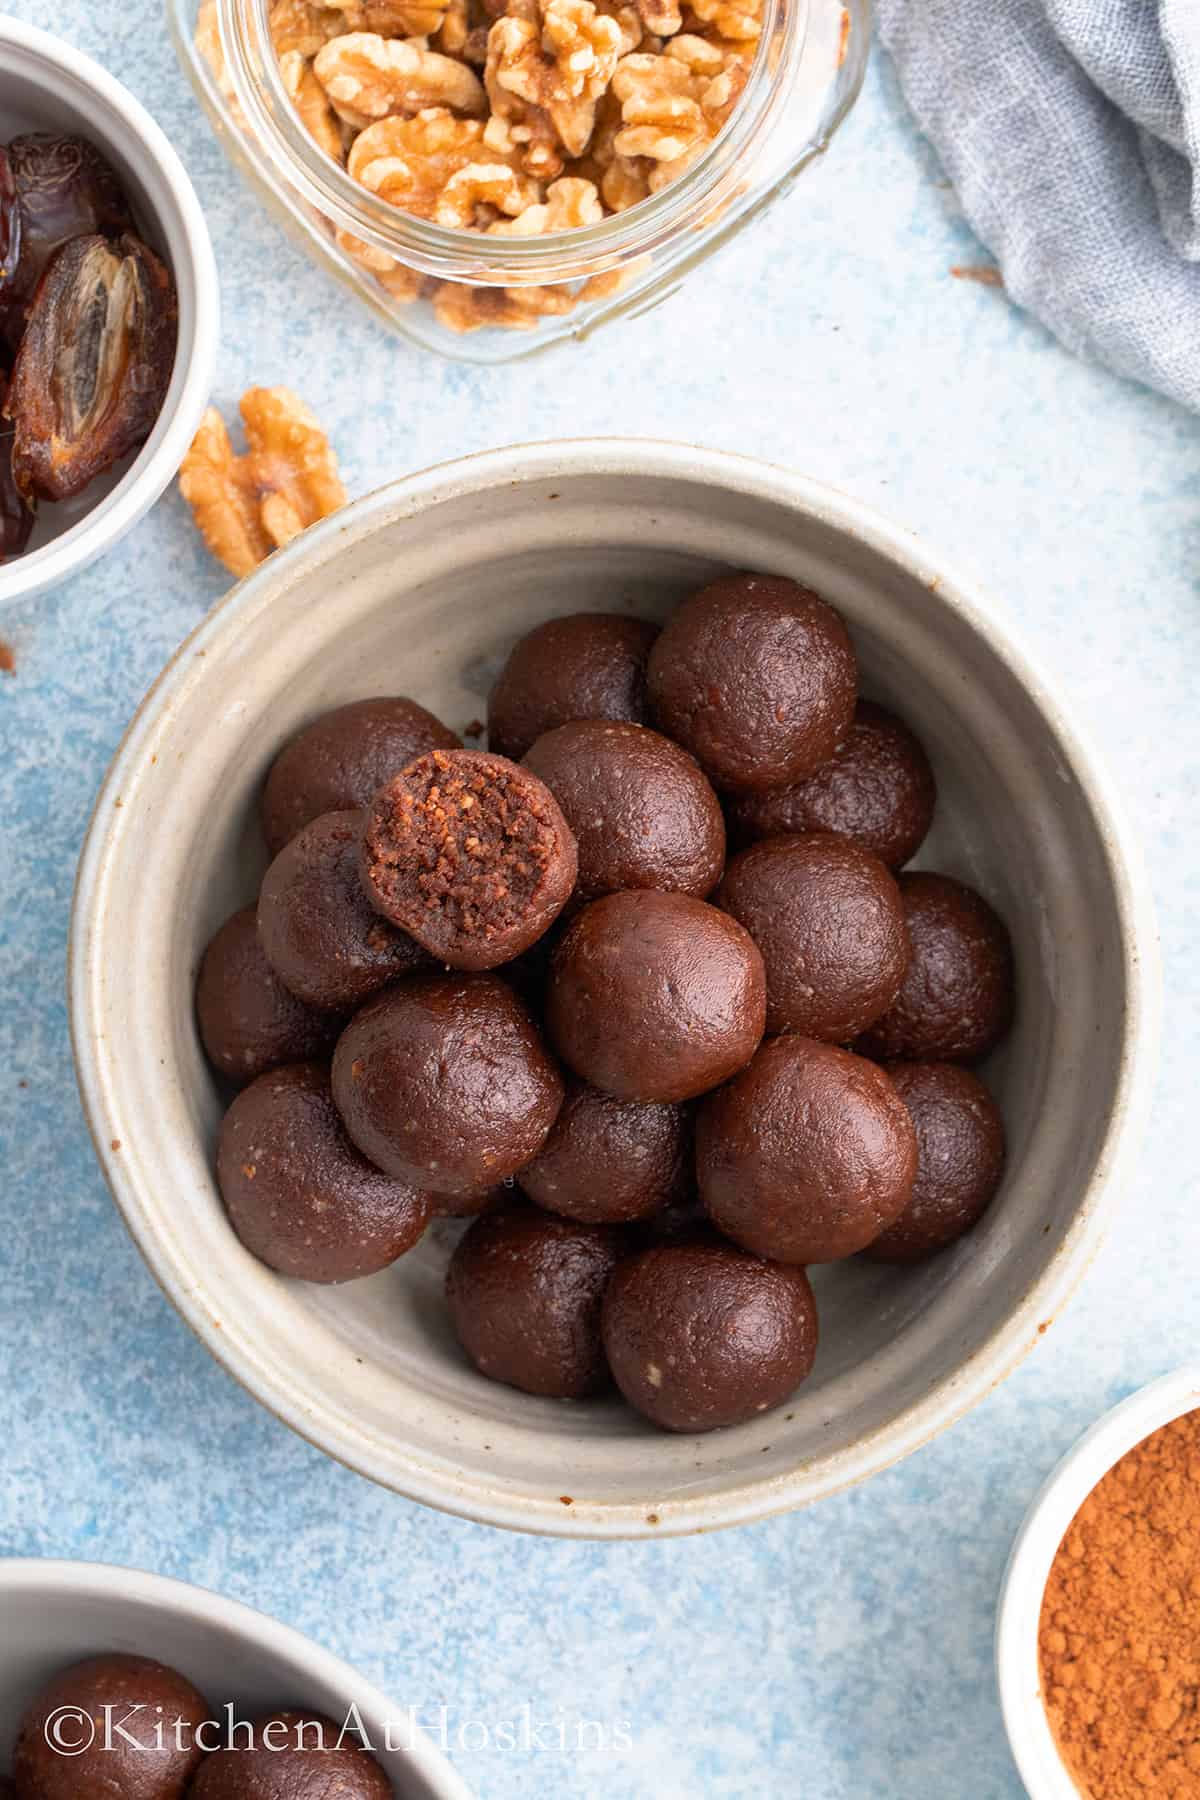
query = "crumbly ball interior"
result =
(369, 753, 560, 939)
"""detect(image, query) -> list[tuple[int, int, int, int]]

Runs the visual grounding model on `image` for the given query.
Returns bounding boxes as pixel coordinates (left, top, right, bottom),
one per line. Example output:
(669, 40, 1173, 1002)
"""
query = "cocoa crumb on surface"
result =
(0, 639, 15, 675)
(463, 719, 485, 739)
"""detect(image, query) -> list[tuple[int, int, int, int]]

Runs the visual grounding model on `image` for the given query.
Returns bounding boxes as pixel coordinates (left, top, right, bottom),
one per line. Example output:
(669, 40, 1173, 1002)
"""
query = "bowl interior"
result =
(0, 1565, 460, 1797)
(75, 450, 1139, 1535)
(0, 26, 203, 576)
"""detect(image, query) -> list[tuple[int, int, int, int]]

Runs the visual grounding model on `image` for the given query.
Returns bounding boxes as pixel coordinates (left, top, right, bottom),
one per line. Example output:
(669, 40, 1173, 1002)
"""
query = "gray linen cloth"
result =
(875, 0, 1200, 413)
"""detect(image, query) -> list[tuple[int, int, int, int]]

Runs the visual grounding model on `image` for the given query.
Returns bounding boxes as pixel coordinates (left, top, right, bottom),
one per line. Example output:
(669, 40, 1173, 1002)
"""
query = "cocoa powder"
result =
(1040, 1409, 1200, 1797)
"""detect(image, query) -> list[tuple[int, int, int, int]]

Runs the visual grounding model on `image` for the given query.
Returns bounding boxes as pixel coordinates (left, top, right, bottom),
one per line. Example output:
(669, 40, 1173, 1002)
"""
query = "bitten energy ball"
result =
(523, 720, 726, 903)
(332, 973, 563, 1195)
(190, 1711, 390, 1800)
(698, 1036, 918, 1263)
(546, 891, 766, 1103)
(857, 871, 1015, 1063)
(716, 832, 909, 1041)
(13, 1654, 209, 1800)
(602, 1238, 819, 1432)
(257, 809, 428, 1011)
(866, 1061, 1007, 1263)
(488, 611, 659, 761)
(518, 1076, 690, 1224)
(726, 700, 937, 870)
(360, 749, 578, 970)
(217, 1062, 431, 1282)
(446, 1206, 627, 1398)
(260, 694, 460, 855)
(647, 573, 857, 793)
(195, 906, 341, 1085)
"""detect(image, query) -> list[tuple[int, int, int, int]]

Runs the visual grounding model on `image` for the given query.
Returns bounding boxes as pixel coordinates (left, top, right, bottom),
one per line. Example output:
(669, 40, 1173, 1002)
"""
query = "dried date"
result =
(0, 375, 35, 562)
(2, 133, 133, 349)
(0, 148, 19, 290)
(5, 232, 177, 504)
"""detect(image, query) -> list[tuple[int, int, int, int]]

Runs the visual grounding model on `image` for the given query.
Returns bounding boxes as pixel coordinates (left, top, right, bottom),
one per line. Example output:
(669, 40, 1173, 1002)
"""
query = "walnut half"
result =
(313, 31, 486, 127)
(179, 388, 347, 579)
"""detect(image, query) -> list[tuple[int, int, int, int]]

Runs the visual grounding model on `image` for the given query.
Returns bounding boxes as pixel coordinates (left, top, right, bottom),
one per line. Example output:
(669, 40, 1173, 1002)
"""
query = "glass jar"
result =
(169, 0, 868, 362)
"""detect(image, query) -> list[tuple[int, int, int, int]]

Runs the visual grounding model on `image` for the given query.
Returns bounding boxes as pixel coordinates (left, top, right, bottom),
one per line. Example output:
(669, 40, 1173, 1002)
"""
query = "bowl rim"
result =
(0, 16, 219, 605)
(68, 437, 1162, 1538)
(0, 1556, 473, 1799)
(995, 1366, 1200, 1798)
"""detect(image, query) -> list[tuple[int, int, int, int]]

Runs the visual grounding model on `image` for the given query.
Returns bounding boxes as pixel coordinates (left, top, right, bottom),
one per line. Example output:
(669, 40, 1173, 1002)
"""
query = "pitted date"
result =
(5, 232, 177, 504)
(5, 133, 132, 313)
(0, 377, 35, 562)
(0, 148, 19, 290)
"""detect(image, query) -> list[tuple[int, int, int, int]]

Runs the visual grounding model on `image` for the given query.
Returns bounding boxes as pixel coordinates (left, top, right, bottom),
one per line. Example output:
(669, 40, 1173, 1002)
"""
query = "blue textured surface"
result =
(0, 10, 1197, 1797)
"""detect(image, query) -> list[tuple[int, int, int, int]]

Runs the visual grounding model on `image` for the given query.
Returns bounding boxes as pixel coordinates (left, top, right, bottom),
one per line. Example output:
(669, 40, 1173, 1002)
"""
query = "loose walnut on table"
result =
(179, 389, 347, 578)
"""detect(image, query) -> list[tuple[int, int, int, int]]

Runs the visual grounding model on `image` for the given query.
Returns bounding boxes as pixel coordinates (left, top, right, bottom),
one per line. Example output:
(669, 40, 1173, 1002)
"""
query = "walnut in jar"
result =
(314, 31, 487, 127)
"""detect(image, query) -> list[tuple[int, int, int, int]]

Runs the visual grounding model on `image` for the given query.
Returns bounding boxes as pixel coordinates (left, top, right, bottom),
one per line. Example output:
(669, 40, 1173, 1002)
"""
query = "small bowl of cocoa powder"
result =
(997, 1367, 1200, 1798)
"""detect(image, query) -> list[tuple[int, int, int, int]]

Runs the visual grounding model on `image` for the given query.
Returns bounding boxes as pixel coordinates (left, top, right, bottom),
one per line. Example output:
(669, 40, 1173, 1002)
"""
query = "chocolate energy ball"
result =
(518, 1076, 690, 1224)
(261, 695, 460, 856)
(698, 1035, 918, 1263)
(632, 1188, 707, 1247)
(360, 749, 578, 970)
(190, 1711, 390, 1800)
(523, 720, 726, 903)
(546, 890, 766, 1103)
(217, 1062, 431, 1282)
(856, 871, 1015, 1063)
(487, 611, 659, 761)
(431, 1184, 509, 1217)
(647, 573, 857, 793)
(866, 1061, 1006, 1262)
(716, 832, 909, 1041)
(602, 1238, 819, 1432)
(446, 1205, 626, 1398)
(332, 972, 563, 1195)
(726, 700, 937, 870)
(257, 809, 427, 1011)
(195, 907, 341, 1085)
(13, 1654, 209, 1800)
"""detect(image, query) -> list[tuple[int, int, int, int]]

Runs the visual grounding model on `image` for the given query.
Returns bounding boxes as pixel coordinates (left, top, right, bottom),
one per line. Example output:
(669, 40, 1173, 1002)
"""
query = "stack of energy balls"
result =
(196, 573, 1014, 1436)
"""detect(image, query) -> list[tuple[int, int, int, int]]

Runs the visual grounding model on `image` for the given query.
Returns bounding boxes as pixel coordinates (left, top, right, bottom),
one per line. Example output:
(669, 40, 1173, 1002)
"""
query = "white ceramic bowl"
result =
(0, 1558, 471, 1797)
(70, 440, 1159, 1538)
(0, 19, 218, 604)
(996, 1367, 1200, 1798)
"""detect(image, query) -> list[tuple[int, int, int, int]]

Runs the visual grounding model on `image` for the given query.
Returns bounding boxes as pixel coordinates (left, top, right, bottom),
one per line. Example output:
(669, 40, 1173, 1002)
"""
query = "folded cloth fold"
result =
(876, 0, 1200, 413)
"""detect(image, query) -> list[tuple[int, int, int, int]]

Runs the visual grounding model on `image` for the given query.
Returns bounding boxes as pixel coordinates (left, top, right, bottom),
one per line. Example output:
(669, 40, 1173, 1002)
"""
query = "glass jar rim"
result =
(219, 0, 810, 284)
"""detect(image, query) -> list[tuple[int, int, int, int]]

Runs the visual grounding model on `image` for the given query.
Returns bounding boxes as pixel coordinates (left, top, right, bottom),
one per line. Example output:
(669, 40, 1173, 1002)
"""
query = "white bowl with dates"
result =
(0, 18, 218, 603)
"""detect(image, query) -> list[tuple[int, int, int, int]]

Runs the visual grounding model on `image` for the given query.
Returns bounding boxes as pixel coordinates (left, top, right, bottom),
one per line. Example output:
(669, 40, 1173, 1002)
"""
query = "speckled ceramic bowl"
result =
(0, 1559, 471, 1797)
(70, 441, 1159, 1538)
